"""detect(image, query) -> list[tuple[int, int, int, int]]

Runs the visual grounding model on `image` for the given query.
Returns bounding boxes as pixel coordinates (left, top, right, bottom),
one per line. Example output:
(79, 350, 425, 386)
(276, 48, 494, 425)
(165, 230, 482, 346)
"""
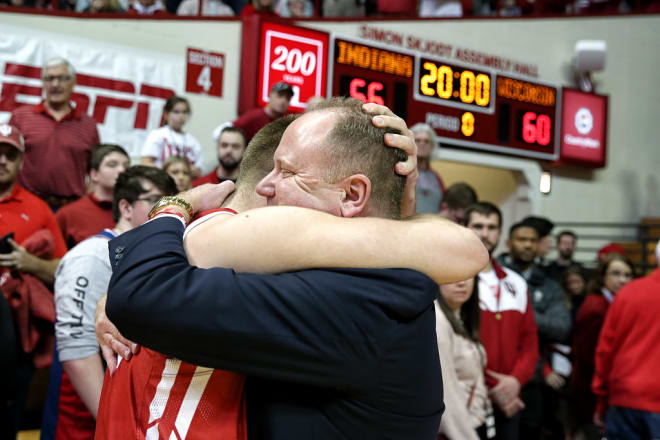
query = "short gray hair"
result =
(410, 122, 439, 151)
(42, 57, 76, 78)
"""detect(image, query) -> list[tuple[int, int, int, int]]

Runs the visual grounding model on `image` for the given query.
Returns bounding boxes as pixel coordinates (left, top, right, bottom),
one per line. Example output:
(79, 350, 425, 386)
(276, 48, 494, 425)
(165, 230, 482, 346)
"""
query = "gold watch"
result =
(148, 196, 194, 220)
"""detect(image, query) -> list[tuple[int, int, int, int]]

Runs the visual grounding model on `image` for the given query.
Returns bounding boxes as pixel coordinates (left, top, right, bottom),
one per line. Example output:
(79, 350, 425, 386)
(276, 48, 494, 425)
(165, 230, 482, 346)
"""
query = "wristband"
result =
(152, 208, 189, 224)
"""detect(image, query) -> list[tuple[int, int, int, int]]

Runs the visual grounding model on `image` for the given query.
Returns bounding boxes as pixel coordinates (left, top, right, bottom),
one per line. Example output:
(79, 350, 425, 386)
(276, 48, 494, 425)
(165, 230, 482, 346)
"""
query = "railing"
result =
(553, 220, 659, 274)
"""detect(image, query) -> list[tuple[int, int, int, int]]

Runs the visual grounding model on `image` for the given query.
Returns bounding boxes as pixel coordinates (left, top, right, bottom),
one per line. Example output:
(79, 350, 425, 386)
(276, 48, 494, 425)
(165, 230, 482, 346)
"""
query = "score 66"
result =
(349, 78, 385, 105)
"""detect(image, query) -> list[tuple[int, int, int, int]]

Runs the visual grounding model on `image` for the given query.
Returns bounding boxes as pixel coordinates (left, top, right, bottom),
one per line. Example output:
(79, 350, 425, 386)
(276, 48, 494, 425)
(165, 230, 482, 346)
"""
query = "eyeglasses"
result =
(0, 150, 21, 161)
(606, 270, 632, 279)
(43, 75, 73, 83)
(136, 194, 163, 205)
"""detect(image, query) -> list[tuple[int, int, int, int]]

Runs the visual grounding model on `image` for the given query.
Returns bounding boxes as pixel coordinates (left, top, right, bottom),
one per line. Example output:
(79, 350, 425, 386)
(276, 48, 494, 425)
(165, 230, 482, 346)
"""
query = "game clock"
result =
(416, 57, 494, 112)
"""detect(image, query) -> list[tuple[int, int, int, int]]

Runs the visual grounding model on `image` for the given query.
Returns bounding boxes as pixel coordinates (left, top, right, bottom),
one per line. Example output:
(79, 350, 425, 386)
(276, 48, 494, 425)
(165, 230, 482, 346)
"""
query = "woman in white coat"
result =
(436, 278, 493, 440)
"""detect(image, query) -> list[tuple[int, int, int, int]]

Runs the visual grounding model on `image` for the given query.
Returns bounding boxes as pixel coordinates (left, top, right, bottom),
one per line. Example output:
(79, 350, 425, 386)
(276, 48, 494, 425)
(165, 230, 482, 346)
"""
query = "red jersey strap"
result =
(183, 208, 238, 242)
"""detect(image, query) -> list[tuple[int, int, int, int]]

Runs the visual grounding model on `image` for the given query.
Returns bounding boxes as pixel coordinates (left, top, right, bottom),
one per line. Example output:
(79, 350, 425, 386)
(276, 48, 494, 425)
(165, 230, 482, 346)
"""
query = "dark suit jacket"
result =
(106, 217, 444, 439)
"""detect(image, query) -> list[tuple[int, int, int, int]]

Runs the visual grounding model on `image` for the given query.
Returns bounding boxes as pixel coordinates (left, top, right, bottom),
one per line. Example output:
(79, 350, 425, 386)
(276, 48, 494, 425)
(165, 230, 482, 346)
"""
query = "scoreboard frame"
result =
(329, 34, 561, 162)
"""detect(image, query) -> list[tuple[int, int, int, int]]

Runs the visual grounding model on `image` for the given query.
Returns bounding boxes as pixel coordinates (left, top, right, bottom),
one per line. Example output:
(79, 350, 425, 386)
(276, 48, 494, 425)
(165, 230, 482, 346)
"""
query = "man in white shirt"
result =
(50, 166, 176, 439)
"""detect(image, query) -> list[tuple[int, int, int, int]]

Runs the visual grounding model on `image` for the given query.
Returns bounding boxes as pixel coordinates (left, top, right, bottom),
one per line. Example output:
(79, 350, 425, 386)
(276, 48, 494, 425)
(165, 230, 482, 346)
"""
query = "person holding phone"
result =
(0, 123, 67, 438)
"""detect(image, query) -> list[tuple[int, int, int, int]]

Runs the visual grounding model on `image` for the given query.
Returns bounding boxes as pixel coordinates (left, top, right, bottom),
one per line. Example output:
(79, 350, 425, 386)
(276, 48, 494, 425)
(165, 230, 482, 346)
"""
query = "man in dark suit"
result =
(102, 99, 488, 439)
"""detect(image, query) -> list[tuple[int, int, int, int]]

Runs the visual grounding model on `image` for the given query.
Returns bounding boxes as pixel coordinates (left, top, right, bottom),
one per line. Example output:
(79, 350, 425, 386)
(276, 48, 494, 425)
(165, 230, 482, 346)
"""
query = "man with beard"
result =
(497, 221, 571, 440)
(544, 230, 584, 282)
(193, 126, 246, 186)
(465, 202, 539, 440)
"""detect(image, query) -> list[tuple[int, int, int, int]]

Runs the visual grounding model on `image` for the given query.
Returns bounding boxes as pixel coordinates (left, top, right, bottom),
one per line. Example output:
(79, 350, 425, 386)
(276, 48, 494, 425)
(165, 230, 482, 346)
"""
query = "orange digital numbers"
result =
(419, 59, 491, 108)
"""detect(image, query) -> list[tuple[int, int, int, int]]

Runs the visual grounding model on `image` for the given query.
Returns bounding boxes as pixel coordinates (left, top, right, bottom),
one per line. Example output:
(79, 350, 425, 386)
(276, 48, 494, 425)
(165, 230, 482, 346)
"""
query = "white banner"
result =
(0, 24, 184, 158)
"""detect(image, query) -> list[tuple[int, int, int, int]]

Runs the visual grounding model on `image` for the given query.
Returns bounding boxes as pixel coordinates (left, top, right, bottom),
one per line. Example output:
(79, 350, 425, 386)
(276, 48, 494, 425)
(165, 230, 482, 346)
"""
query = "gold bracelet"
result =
(148, 196, 194, 221)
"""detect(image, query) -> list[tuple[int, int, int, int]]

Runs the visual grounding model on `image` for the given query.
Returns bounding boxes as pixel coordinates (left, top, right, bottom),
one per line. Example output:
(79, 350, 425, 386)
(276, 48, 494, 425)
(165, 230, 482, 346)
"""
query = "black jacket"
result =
(497, 255, 571, 343)
(106, 217, 444, 439)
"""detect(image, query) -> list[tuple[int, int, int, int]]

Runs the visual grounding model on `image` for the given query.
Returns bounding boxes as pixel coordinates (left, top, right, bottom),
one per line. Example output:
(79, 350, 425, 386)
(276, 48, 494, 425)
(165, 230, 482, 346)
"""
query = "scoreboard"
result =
(240, 19, 607, 166)
(330, 36, 560, 161)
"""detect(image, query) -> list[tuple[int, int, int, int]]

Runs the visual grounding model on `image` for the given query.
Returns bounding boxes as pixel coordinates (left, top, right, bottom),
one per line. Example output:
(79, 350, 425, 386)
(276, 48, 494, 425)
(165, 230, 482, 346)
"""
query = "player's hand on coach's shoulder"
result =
(362, 103, 418, 218)
(95, 293, 139, 375)
(176, 180, 236, 217)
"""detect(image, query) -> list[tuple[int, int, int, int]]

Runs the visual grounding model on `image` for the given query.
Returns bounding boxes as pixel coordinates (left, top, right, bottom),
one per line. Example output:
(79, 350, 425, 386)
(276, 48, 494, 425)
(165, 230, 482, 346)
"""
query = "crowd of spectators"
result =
(1, 55, 659, 440)
(1, 0, 658, 18)
(421, 131, 659, 440)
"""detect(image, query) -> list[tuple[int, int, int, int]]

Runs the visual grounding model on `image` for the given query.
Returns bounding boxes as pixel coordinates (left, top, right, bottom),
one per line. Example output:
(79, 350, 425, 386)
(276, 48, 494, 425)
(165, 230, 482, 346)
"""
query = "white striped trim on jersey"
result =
(146, 359, 182, 439)
(174, 366, 214, 439)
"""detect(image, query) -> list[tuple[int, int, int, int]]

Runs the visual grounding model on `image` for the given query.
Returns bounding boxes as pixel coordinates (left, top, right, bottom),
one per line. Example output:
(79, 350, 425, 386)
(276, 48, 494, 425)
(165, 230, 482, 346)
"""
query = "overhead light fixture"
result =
(540, 171, 552, 194)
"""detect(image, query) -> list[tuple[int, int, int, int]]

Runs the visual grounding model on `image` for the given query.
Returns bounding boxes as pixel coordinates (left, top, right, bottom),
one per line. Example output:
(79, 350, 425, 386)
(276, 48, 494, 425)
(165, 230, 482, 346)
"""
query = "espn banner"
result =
(0, 24, 184, 157)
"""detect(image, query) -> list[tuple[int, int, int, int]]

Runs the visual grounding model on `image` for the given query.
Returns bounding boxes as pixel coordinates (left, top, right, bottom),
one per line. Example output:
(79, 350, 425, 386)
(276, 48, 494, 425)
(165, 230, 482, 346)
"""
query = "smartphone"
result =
(0, 232, 14, 254)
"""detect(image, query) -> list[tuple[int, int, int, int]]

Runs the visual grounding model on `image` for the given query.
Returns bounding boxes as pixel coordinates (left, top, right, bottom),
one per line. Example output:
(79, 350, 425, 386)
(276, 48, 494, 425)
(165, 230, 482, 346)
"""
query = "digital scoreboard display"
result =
(330, 36, 560, 161)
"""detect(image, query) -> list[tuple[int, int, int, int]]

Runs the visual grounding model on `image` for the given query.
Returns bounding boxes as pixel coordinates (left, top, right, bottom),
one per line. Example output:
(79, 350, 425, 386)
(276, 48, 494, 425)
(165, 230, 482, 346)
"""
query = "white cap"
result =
(212, 121, 233, 141)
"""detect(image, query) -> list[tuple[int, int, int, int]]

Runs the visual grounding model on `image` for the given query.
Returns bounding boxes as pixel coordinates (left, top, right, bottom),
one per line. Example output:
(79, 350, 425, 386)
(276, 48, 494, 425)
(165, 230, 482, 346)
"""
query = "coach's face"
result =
(256, 111, 346, 216)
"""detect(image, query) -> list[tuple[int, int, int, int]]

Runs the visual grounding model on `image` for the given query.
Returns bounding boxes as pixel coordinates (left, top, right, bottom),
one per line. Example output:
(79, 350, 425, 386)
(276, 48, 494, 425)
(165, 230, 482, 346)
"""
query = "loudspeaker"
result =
(574, 40, 607, 72)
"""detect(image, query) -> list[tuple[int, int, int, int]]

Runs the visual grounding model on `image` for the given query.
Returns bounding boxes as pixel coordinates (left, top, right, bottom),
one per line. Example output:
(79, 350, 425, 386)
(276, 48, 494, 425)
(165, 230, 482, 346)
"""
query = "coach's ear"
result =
(339, 174, 371, 218)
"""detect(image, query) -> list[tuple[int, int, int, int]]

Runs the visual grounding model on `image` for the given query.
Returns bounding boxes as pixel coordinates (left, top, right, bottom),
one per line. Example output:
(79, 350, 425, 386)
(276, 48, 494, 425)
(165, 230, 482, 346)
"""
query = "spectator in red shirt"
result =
(56, 144, 130, 249)
(0, 123, 67, 437)
(233, 82, 293, 142)
(9, 57, 100, 211)
(592, 241, 660, 439)
(193, 127, 246, 187)
(0, 123, 66, 282)
(568, 253, 634, 440)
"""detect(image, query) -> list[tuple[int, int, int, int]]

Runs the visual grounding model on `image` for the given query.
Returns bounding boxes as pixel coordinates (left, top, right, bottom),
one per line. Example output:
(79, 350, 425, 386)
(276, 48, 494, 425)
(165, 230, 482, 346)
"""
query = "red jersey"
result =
(96, 348, 246, 440)
(96, 209, 245, 440)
